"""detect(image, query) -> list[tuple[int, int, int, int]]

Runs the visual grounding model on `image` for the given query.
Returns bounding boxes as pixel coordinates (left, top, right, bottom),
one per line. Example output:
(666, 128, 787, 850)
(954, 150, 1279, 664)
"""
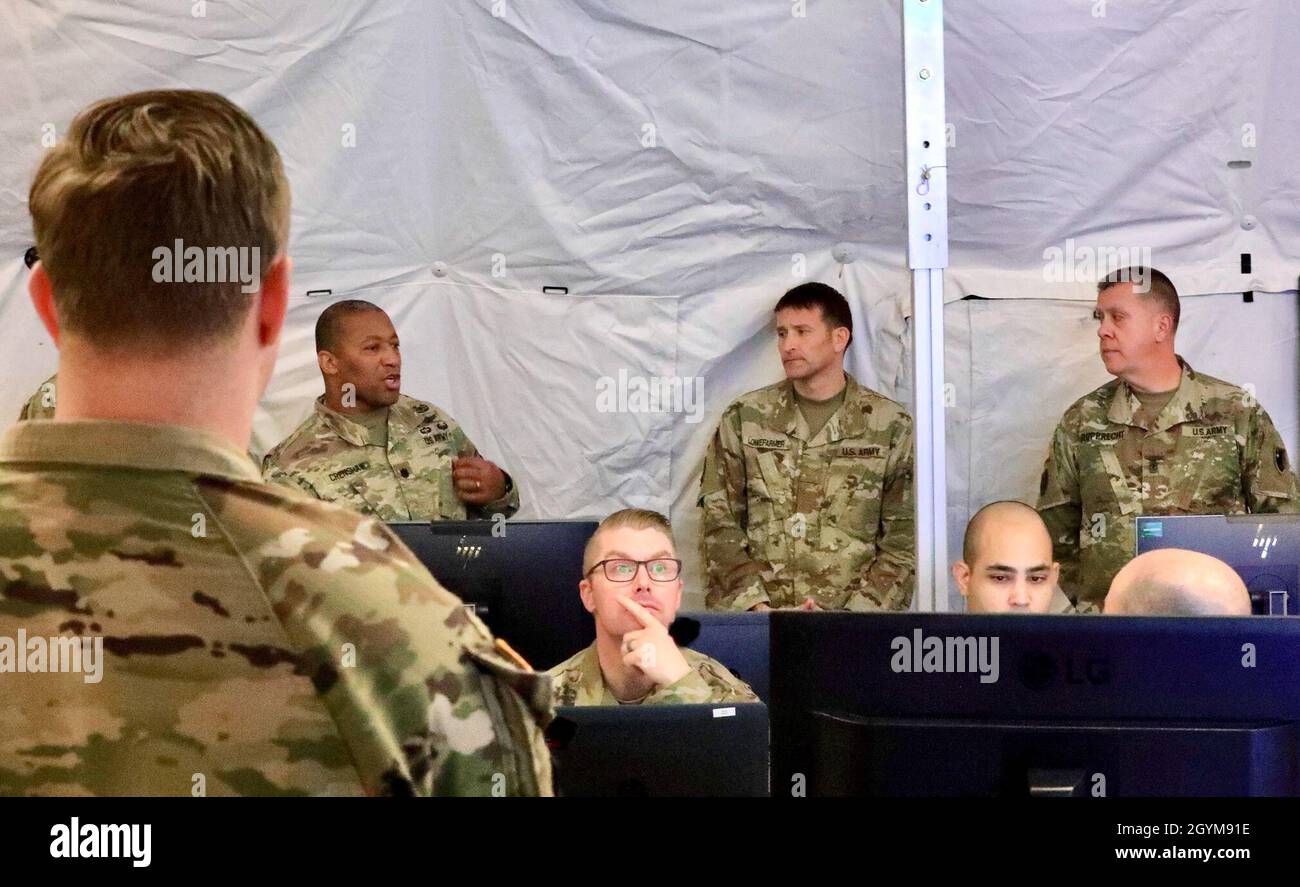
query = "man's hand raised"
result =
(452, 455, 507, 505)
(616, 597, 691, 688)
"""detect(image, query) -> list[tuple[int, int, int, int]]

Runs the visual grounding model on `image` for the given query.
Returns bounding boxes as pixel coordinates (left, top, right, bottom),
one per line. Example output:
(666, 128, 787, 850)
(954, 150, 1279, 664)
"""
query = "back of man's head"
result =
(29, 90, 290, 352)
(1105, 549, 1250, 616)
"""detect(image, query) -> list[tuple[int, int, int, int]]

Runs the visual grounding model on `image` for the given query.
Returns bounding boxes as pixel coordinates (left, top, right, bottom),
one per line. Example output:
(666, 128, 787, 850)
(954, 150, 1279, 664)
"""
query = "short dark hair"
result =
(1098, 266, 1180, 331)
(315, 299, 385, 353)
(774, 282, 854, 347)
(962, 500, 1047, 564)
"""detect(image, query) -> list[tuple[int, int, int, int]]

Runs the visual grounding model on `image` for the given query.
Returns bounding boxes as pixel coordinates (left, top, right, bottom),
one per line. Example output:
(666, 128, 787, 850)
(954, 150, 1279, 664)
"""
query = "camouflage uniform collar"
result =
(313, 395, 393, 448)
(568, 642, 610, 705)
(779, 371, 867, 443)
(1108, 357, 1203, 431)
(0, 420, 260, 481)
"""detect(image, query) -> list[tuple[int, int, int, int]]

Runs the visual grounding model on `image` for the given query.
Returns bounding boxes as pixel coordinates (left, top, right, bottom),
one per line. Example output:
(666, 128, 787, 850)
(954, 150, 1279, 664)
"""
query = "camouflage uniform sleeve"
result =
(241, 510, 553, 796)
(1242, 406, 1300, 513)
(846, 410, 916, 611)
(459, 434, 521, 519)
(261, 455, 321, 498)
(18, 378, 56, 421)
(1037, 421, 1083, 603)
(645, 655, 759, 705)
(699, 404, 770, 611)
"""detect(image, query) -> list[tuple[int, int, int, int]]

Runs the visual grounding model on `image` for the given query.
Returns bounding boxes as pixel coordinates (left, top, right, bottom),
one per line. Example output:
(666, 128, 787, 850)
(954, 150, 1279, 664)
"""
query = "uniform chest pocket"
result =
(827, 452, 887, 537)
(1183, 429, 1245, 511)
(738, 445, 791, 526)
(398, 439, 458, 519)
(337, 477, 383, 517)
(1077, 443, 1140, 517)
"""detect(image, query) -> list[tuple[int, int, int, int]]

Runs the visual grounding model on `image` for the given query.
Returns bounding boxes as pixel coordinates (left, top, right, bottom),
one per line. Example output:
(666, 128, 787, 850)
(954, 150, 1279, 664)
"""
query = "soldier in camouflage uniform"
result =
(2, 89, 551, 796)
(262, 301, 520, 522)
(549, 509, 757, 706)
(1039, 267, 1299, 607)
(16, 374, 57, 421)
(699, 283, 915, 611)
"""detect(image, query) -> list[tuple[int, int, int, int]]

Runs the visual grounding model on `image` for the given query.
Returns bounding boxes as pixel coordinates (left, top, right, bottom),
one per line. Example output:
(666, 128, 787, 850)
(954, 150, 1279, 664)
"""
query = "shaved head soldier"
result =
(1105, 549, 1251, 616)
(1037, 267, 1299, 608)
(954, 501, 1078, 614)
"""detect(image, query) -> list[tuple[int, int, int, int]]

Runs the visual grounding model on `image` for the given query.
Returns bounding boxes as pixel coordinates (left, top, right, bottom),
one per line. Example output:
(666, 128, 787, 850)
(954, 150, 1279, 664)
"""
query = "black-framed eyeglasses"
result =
(585, 558, 682, 583)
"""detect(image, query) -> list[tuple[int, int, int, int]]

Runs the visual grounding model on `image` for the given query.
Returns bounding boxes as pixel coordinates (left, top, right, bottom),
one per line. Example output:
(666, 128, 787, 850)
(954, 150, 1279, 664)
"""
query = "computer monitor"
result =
(547, 703, 770, 797)
(1135, 514, 1300, 615)
(388, 520, 597, 670)
(669, 611, 770, 703)
(770, 612, 1300, 797)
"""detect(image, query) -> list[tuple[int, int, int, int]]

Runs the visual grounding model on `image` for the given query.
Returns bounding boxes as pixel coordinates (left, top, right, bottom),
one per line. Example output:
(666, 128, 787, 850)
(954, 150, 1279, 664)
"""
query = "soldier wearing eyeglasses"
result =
(547, 509, 758, 707)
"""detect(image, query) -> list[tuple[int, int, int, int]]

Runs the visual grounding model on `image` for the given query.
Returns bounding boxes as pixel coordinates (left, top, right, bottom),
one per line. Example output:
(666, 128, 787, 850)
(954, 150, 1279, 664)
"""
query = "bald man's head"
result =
(1105, 549, 1250, 616)
(955, 501, 1059, 613)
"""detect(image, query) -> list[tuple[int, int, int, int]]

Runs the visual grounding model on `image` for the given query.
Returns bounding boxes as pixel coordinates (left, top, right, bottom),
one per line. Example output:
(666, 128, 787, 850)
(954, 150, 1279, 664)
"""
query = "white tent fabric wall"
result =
(0, 2, 1297, 611)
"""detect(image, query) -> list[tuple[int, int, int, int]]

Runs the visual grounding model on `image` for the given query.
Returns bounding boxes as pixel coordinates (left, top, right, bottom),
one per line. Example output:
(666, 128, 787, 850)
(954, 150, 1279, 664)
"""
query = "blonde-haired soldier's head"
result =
(580, 509, 683, 641)
(26, 90, 292, 446)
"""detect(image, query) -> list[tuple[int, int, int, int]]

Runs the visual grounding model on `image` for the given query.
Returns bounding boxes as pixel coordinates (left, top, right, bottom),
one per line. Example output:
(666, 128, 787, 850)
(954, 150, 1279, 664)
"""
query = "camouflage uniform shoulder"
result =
(1057, 379, 1123, 432)
(390, 394, 456, 425)
(1186, 368, 1256, 416)
(679, 647, 760, 703)
(204, 478, 553, 794)
(845, 377, 912, 425)
(261, 405, 333, 469)
(545, 644, 601, 707)
(18, 375, 58, 422)
(724, 379, 793, 418)
(546, 647, 589, 683)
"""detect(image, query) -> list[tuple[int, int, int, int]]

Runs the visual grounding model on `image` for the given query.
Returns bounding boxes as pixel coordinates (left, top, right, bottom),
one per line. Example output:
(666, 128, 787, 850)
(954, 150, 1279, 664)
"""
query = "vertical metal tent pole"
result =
(902, 0, 949, 612)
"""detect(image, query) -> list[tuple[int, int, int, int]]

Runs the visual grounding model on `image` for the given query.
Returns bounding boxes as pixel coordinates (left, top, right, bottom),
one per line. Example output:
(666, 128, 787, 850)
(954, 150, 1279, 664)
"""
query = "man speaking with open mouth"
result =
(262, 300, 519, 521)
